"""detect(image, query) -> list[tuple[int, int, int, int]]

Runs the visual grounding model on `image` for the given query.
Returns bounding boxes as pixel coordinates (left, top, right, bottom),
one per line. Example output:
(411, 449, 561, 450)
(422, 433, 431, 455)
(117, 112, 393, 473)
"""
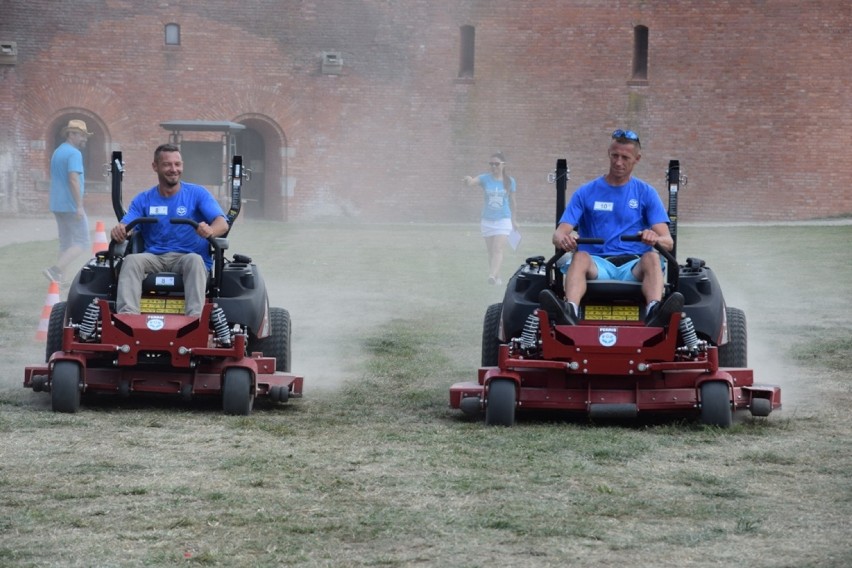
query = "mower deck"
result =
(450, 308, 781, 425)
(24, 300, 302, 408)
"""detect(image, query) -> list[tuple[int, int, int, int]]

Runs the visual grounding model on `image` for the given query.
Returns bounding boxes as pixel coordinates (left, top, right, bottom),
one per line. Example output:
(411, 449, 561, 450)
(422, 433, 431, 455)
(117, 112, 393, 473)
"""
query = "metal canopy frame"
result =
(160, 120, 246, 197)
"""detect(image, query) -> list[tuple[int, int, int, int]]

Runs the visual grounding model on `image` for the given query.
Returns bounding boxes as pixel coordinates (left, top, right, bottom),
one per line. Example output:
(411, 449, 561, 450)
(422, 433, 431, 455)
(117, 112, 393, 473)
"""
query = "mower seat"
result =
(142, 272, 185, 295)
(130, 236, 229, 298)
(584, 280, 644, 303)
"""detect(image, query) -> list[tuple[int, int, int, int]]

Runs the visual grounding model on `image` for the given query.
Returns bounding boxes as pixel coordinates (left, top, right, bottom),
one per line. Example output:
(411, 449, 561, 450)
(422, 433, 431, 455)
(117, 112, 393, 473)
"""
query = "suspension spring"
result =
(679, 315, 700, 352)
(211, 305, 232, 346)
(78, 299, 100, 341)
(516, 312, 540, 353)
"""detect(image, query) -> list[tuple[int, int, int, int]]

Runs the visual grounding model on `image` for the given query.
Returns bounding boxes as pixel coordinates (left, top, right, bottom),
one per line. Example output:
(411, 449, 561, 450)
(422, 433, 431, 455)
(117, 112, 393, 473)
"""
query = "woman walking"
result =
(463, 152, 517, 285)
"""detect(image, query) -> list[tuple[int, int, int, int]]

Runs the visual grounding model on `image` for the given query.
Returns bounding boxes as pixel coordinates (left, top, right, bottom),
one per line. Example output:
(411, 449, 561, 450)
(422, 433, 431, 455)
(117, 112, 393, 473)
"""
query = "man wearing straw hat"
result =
(44, 119, 92, 283)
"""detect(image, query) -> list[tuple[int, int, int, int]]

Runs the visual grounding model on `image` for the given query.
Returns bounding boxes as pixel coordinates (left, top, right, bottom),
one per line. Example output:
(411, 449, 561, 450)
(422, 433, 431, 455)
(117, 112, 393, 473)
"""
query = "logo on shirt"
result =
(149, 206, 168, 216)
(177, 206, 188, 216)
(629, 199, 639, 209)
(594, 201, 614, 212)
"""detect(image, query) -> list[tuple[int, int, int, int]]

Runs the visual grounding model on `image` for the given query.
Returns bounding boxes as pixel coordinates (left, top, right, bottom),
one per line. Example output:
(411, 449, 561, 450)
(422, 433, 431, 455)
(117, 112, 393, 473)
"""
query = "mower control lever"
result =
(169, 218, 226, 292)
(124, 216, 158, 232)
(169, 218, 223, 251)
(620, 234, 677, 265)
(107, 216, 158, 255)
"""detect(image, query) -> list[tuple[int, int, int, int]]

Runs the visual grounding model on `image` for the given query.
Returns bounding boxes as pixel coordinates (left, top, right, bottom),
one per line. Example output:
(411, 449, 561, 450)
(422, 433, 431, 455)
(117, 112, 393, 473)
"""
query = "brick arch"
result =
(233, 114, 289, 221)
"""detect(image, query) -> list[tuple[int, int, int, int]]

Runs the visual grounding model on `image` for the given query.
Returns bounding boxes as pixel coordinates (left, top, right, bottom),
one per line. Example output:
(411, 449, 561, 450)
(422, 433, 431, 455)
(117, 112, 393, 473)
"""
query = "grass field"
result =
(1, 221, 850, 567)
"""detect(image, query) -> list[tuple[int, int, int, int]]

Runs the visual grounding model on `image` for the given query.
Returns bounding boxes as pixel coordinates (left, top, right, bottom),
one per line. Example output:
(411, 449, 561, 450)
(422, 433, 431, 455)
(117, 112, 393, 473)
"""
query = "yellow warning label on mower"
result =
(584, 305, 640, 321)
(140, 298, 186, 314)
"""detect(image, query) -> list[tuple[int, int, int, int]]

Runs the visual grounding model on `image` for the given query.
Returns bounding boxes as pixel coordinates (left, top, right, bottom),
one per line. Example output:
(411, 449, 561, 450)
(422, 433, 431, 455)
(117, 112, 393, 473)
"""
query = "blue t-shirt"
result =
(478, 174, 516, 221)
(121, 182, 226, 268)
(559, 176, 670, 256)
(49, 142, 85, 212)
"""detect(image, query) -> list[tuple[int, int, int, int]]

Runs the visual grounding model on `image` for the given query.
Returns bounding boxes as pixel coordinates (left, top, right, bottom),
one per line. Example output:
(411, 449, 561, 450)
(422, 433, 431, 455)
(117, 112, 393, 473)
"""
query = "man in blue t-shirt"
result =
(110, 144, 229, 317)
(44, 119, 93, 284)
(542, 129, 683, 326)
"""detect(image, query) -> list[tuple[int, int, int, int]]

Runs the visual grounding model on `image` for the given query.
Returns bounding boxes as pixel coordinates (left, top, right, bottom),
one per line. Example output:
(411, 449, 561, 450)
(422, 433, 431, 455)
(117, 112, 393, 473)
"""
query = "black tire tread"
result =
(247, 307, 291, 372)
(45, 301, 67, 363)
(481, 303, 502, 367)
(718, 306, 747, 367)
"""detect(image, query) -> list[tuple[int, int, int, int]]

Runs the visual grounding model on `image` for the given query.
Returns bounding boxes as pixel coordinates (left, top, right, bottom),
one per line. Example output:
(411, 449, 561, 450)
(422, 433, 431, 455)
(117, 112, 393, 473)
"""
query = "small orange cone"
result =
(35, 281, 61, 342)
(92, 220, 108, 254)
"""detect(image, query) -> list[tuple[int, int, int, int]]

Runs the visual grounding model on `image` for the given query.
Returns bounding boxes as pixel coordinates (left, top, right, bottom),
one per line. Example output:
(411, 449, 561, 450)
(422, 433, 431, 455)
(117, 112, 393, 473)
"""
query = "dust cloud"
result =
(679, 221, 852, 415)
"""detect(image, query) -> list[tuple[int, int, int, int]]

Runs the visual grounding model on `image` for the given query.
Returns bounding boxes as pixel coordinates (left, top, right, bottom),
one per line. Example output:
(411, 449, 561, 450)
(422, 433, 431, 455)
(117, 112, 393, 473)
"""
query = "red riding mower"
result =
(450, 160, 780, 426)
(25, 152, 302, 414)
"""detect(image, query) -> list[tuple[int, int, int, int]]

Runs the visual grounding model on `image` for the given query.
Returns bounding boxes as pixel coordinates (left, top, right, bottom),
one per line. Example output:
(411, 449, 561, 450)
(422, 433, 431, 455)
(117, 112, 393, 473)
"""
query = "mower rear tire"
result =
(718, 307, 747, 368)
(248, 307, 291, 372)
(481, 303, 502, 367)
(45, 301, 67, 362)
(51, 361, 81, 413)
(222, 367, 254, 416)
(700, 381, 733, 427)
(485, 378, 516, 427)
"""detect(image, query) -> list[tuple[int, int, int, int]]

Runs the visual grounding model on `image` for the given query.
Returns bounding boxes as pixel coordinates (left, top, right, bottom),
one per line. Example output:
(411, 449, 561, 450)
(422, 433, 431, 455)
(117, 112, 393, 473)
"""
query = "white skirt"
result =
(480, 218, 512, 238)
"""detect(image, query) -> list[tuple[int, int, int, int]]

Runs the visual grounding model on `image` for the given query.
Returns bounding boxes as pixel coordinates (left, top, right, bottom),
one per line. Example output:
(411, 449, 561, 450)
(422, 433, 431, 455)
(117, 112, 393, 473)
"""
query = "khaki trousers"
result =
(116, 252, 208, 316)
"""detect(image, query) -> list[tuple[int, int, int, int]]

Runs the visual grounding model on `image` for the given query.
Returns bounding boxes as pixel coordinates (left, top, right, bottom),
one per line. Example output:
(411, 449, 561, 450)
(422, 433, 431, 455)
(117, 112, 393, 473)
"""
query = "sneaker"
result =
(645, 292, 684, 327)
(42, 266, 62, 283)
(538, 289, 577, 325)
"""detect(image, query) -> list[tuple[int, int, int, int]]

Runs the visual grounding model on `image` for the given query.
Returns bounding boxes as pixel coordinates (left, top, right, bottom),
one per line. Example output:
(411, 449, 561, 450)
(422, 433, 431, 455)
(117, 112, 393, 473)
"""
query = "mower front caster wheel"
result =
(699, 381, 733, 427)
(485, 379, 516, 427)
(51, 361, 82, 413)
(750, 397, 772, 417)
(223, 368, 254, 416)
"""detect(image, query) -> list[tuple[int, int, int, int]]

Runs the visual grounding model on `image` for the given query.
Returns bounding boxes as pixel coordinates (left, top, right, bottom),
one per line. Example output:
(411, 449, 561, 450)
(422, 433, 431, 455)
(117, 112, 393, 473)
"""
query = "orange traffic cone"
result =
(35, 281, 61, 341)
(92, 220, 108, 255)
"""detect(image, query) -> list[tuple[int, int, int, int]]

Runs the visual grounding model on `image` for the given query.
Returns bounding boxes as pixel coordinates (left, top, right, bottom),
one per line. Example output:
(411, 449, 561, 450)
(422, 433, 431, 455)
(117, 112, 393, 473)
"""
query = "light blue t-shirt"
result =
(121, 182, 226, 268)
(478, 174, 516, 221)
(49, 142, 85, 212)
(559, 176, 670, 256)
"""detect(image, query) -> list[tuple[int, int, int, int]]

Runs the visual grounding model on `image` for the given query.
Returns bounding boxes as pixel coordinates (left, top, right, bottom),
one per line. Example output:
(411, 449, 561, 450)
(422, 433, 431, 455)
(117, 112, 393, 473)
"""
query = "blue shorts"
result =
(592, 256, 641, 281)
(54, 211, 90, 252)
(560, 253, 666, 281)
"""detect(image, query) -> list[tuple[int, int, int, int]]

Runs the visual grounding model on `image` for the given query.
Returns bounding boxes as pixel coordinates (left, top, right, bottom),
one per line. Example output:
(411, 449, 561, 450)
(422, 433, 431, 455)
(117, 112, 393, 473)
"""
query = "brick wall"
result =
(1, 0, 850, 223)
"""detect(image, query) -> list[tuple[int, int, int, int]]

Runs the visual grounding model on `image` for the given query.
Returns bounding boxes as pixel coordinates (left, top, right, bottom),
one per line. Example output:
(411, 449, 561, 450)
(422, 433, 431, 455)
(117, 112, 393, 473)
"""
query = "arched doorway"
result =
(234, 115, 287, 220)
(237, 128, 266, 219)
(47, 111, 110, 214)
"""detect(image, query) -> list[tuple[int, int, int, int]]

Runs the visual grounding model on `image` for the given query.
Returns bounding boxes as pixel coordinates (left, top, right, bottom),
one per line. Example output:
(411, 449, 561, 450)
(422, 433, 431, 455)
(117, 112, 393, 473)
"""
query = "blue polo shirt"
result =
(121, 182, 225, 268)
(559, 176, 670, 256)
(49, 142, 85, 212)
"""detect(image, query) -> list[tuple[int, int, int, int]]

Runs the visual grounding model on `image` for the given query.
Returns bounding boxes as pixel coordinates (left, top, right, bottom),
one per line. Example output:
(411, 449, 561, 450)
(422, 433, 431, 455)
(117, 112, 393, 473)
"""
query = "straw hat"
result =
(61, 119, 93, 136)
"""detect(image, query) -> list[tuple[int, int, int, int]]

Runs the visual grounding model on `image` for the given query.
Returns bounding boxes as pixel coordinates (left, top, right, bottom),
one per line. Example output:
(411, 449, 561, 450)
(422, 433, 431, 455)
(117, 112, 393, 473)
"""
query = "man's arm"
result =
(197, 216, 229, 239)
(68, 171, 84, 218)
(639, 222, 674, 251)
(552, 223, 578, 250)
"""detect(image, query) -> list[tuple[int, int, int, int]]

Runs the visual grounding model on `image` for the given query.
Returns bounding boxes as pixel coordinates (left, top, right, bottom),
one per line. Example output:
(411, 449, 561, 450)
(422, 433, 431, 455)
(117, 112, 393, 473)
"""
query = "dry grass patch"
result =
(0, 223, 850, 567)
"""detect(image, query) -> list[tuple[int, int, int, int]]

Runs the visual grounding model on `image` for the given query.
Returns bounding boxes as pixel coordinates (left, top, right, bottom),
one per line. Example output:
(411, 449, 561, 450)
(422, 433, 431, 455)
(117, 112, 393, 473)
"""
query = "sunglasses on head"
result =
(612, 129, 640, 143)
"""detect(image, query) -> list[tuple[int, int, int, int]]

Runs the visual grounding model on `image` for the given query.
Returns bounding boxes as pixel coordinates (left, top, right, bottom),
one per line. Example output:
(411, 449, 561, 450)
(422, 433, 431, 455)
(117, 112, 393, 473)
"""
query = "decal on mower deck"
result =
(147, 315, 165, 331)
(585, 305, 640, 321)
(598, 327, 617, 347)
(140, 298, 185, 314)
